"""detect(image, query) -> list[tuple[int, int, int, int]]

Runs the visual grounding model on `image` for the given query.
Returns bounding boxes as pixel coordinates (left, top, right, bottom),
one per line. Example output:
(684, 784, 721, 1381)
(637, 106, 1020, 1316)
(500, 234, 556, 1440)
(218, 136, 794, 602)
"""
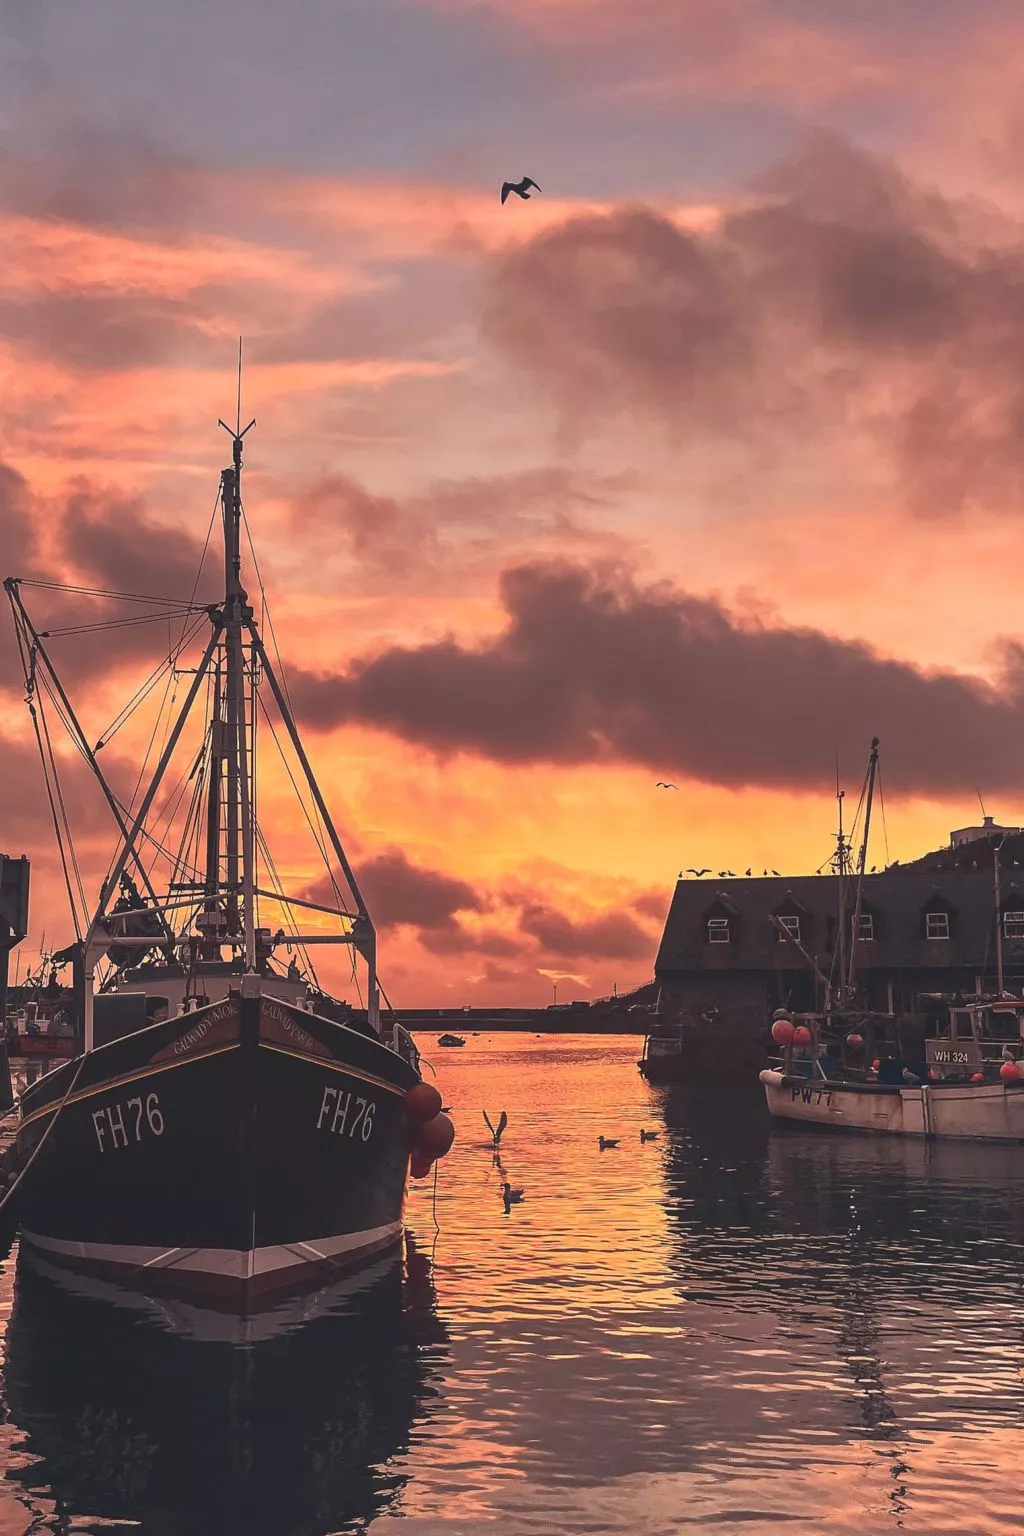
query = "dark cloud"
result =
(309, 847, 484, 934)
(0, 729, 138, 856)
(0, 460, 38, 581)
(290, 466, 623, 587)
(482, 132, 1024, 517)
(1, 470, 217, 694)
(0, 291, 223, 374)
(633, 890, 668, 922)
(61, 482, 216, 602)
(286, 557, 1024, 797)
(519, 902, 654, 961)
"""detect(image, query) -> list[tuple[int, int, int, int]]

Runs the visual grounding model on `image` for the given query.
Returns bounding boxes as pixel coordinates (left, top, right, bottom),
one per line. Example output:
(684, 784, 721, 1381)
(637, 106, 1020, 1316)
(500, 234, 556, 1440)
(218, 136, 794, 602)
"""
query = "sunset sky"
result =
(5, 0, 1024, 1004)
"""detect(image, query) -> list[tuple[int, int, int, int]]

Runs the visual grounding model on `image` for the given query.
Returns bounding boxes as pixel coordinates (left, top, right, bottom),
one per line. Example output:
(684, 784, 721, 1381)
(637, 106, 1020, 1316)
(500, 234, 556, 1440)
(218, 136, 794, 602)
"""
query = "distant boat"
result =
(437, 1034, 466, 1048)
(637, 992, 687, 1081)
(2, 418, 453, 1308)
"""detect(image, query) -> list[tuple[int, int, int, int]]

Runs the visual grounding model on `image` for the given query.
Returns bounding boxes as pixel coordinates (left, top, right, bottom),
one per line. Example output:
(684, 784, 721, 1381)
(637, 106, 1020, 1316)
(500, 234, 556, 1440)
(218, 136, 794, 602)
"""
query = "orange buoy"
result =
(409, 1149, 434, 1179)
(405, 1082, 443, 1122)
(416, 1111, 456, 1159)
(970, 1072, 985, 1083)
(771, 1018, 795, 1046)
(999, 1060, 1021, 1083)
(845, 1033, 864, 1051)
(792, 1025, 813, 1048)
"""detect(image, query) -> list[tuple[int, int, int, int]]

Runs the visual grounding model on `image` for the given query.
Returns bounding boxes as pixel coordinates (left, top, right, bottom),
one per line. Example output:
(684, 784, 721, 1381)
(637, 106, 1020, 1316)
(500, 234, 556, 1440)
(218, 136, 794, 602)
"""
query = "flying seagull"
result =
(686, 867, 710, 876)
(483, 1110, 508, 1147)
(655, 782, 678, 790)
(501, 176, 542, 203)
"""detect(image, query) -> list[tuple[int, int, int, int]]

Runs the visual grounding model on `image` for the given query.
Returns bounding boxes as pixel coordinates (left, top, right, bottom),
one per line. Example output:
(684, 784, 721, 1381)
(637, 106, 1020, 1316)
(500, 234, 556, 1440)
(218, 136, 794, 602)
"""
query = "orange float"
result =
(792, 1025, 813, 1048)
(405, 1082, 443, 1122)
(771, 1018, 795, 1046)
(409, 1150, 434, 1179)
(416, 1112, 455, 1159)
(999, 1061, 1021, 1083)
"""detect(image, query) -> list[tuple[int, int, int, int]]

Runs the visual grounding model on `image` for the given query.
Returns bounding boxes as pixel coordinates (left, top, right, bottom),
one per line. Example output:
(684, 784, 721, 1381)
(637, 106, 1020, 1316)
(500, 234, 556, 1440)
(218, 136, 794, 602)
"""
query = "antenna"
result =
(218, 338, 255, 449)
(976, 786, 988, 820)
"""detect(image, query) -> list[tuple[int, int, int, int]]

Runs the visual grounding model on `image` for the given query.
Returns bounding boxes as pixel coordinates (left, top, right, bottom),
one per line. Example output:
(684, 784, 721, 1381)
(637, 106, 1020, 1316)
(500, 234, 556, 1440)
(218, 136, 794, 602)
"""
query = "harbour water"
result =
(0, 1033, 1021, 1534)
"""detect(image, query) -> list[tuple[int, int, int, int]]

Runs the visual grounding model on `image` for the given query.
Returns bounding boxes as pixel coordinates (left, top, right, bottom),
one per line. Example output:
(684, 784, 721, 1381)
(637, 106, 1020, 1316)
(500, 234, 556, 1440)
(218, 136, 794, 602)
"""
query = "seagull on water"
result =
(483, 1110, 508, 1148)
(640, 1129, 659, 1142)
(501, 1181, 525, 1203)
(598, 1135, 619, 1150)
(501, 176, 542, 203)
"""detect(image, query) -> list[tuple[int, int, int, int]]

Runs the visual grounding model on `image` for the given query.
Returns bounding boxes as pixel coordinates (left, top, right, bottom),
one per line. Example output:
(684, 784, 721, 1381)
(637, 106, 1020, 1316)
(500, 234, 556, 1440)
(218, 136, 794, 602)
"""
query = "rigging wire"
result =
(93, 610, 209, 753)
(21, 649, 84, 942)
(17, 579, 211, 605)
(39, 606, 202, 637)
(253, 822, 320, 989)
(254, 689, 344, 907)
(876, 762, 892, 867)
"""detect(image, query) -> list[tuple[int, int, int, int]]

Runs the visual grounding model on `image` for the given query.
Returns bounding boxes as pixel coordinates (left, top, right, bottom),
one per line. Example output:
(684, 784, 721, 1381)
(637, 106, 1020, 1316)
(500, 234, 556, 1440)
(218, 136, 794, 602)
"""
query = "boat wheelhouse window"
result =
(1003, 909, 1024, 940)
(855, 913, 874, 942)
(777, 914, 800, 943)
(955, 1013, 975, 1040)
(925, 910, 950, 940)
(706, 917, 730, 944)
(988, 1009, 1022, 1041)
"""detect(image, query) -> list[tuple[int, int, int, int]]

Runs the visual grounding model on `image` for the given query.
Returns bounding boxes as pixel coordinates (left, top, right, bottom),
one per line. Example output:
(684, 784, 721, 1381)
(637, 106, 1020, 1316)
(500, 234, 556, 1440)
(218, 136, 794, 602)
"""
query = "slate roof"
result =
(655, 866, 1024, 976)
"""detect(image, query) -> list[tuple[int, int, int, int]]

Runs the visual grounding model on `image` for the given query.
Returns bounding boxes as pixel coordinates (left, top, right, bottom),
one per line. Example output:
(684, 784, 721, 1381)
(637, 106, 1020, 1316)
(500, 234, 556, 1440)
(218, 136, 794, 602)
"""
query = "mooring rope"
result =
(0, 1054, 88, 1217)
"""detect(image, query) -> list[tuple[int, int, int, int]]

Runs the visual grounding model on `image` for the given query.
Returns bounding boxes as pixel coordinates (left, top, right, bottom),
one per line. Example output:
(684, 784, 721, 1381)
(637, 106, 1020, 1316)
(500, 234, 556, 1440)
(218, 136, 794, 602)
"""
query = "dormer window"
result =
(777, 914, 801, 943)
(925, 910, 950, 941)
(1003, 910, 1024, 940)
(706, 917, 730, 944)
(855, 913, 874, 942)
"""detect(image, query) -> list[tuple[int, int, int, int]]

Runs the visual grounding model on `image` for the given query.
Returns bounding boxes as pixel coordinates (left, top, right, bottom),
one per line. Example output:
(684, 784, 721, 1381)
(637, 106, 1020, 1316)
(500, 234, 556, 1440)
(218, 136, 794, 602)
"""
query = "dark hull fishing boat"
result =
(3, 403, 452, 1307)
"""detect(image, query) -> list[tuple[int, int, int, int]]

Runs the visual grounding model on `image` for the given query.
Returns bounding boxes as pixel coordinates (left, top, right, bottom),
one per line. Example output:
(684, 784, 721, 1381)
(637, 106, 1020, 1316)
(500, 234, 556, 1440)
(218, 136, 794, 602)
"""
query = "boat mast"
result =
(994, 835, 1005, 996)
(835, 767, 848, 1014)
(218, 413, 257, 972)
(846, 736, 879, 1000)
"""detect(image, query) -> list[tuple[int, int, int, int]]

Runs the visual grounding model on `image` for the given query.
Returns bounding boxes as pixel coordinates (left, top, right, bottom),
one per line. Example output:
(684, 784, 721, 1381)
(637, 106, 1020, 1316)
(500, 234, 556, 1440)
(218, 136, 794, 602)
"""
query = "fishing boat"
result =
(637, 991, 691, 1081)
(2, 409, 454, 1306)
(760, 994, 1024, 1139)
(759, 740, 1024, 1139)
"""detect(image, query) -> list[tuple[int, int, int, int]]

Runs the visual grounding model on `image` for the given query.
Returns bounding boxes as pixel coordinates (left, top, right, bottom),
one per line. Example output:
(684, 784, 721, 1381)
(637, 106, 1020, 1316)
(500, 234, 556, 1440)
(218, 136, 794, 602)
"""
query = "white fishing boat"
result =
(760, 995, 1024, 1141)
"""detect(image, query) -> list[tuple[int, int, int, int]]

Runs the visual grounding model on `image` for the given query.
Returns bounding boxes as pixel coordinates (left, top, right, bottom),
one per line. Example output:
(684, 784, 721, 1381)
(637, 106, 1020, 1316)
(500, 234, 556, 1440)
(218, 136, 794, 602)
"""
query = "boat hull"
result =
(760, 1068, 1024, 1141)
(637, 1049, 688, 1082)
(13, 990, 419, 1306)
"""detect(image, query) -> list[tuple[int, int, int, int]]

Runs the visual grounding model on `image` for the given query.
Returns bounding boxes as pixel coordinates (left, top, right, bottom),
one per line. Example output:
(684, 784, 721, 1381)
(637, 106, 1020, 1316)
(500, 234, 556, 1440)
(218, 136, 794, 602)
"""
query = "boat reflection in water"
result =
(4, 1235, 447, 1535)
(649, 1080, 1024, 1525)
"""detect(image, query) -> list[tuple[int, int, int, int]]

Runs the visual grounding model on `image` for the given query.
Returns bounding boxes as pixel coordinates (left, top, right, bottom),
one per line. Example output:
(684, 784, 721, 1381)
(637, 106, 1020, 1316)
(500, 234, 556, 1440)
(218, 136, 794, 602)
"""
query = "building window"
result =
(1003, 910, 1024, 940)
(777, 914, 801, 943)
(925, 910, 950, 941)
(856, 913, 874, 942)
(706, 917, 730, 944)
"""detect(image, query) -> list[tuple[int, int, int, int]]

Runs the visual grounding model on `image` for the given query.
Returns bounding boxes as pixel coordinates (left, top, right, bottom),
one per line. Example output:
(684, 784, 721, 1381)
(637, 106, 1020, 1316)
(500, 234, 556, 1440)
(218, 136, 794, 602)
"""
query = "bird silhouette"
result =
(640, 1129, 659, 1142)
(725, 870, 736, 877)
(771, 869, 780, 876)
(763, 868, 769, 876)
(686, 867, 710, 876)
(655, 781, 678, 790)
(501, 176, 542, 203)
(745, 868, 752, 876)
(598, 1135, 619, 1150)
(501, 1181, 525, 1202)
(483, 1109, 508, 1147)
